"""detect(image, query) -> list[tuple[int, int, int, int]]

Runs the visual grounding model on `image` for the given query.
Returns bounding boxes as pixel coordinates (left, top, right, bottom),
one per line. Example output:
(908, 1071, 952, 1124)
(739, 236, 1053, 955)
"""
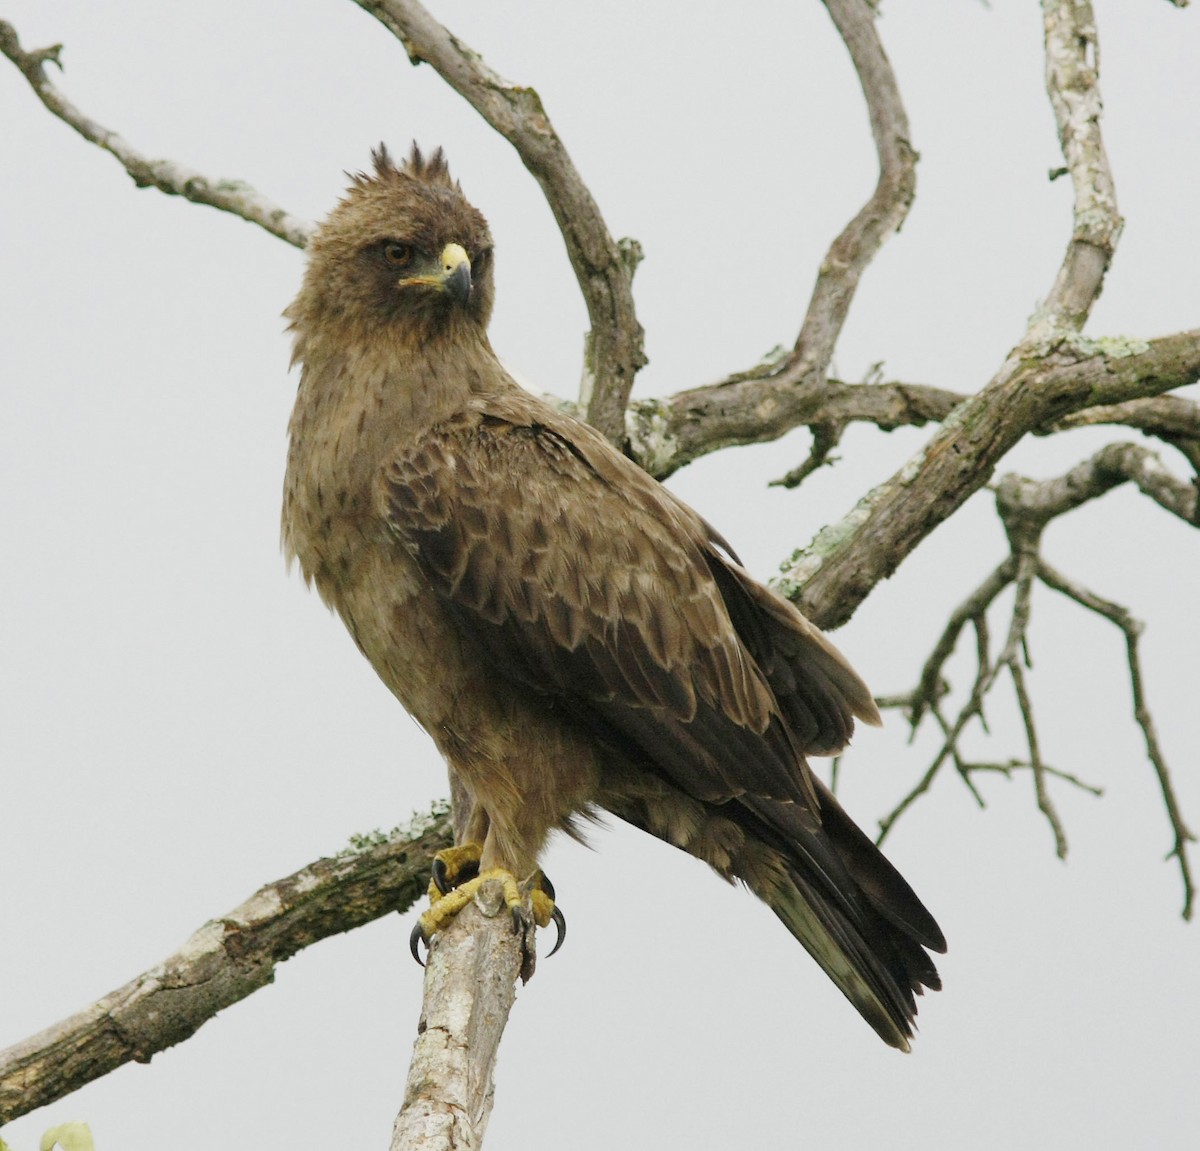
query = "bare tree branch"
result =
(0, 806, 453, 1124)
(907, 559, 1015, 733)
(1038, 562, 1195, 919)
(877, 541, 1100, 856)
(770, 420, 845, 490)
(4, 16, 1192, 495)
(630, 334, 1200, 483)
(0, 21, 313, 249)
(780, 0, 1175, 631)
(390, 884, 531, 1151)
(1051, 395, 1200, 473)
(877, 561, 1018, 845)
(1025, 0, 1121, 346)
(777, 330, 1200, 631)
(1051, 392, 1199, 443)
(997, 440, 1199, 529)
(877, 445, 1195, 912)
(629, 0, 918, 474)
(629, 370, 962, 480)
(352, 0, 644, 444)
(1008, 650, 1069, 859)
(793, 0, 917, 379)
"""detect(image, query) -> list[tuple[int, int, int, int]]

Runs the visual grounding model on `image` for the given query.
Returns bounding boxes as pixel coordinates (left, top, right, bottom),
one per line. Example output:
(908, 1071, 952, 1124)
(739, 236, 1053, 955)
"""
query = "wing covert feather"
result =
(382, 401, 871, 810)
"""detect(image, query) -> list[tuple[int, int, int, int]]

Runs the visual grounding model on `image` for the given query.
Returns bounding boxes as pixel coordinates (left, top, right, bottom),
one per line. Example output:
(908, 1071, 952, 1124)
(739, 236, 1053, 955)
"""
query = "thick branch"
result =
(390, 885, 527, 1150)
(353, 0, 644, 443)
(628, 371, 963, 479)
(630, 336, 1200, 481)
(0, 806, 452, 1123)
(779, 330, 1200, 630)
(0, 22, 312, 248)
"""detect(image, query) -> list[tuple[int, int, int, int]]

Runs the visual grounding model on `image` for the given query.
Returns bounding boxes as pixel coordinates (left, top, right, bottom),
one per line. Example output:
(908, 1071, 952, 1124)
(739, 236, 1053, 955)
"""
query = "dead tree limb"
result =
(390, 884, 531, 1151)
(875, 443, 1195, 917)
(0, 22, 312, 248)
(0, 807, 452, 1124)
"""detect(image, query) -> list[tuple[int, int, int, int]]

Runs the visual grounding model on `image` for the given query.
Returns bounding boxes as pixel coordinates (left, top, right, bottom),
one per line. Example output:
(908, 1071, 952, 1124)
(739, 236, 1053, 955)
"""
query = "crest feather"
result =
(354, 142, 458, 191)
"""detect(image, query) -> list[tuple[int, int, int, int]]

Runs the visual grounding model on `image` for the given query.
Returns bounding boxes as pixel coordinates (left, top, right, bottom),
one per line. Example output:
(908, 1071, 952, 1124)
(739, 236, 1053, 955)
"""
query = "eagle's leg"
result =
(409, 857, 565, 964)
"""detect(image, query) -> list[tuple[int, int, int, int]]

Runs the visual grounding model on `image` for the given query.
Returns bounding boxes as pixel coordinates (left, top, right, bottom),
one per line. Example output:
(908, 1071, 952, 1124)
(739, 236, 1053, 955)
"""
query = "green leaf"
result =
(40, 1123, 95, 1151)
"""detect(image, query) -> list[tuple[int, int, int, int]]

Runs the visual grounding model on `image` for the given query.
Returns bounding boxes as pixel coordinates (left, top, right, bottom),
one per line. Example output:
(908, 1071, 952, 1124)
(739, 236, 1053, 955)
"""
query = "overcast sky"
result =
(3, 2, 1198, 1149)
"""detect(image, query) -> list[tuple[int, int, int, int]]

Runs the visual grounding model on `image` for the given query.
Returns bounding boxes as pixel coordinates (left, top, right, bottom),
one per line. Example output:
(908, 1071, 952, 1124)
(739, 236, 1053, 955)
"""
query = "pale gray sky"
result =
(3, 3, 1198, 1149)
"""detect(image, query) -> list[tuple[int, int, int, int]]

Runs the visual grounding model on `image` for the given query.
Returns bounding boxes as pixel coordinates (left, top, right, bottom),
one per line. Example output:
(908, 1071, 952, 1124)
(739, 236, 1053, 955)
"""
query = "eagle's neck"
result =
(281, 319, 504, 590)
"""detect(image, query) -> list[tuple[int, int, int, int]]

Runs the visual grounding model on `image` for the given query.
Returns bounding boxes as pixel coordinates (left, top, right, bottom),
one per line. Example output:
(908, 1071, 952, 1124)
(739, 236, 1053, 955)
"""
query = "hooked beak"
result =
(438, 243, 472, 305)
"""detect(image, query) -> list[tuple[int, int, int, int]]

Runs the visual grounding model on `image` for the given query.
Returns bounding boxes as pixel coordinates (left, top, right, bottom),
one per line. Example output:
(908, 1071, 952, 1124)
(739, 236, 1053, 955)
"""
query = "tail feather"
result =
(602, 761, 945, 1049)
(744, 782, 945, 1050)
(769, 864, 921, 1050)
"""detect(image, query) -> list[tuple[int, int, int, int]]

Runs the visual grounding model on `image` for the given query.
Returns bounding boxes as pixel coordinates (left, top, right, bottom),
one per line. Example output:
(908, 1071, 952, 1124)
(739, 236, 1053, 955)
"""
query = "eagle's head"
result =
(289, 144, 495, 347)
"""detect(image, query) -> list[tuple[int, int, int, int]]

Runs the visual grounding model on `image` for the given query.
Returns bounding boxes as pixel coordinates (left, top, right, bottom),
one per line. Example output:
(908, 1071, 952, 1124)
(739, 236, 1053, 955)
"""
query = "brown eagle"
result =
(282, 145, 945, 1050)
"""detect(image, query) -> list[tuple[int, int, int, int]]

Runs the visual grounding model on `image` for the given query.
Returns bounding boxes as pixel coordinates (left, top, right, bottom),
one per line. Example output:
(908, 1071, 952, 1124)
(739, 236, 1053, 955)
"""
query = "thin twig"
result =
(770, 422, 845, 489)
(0, 21, 312, 248)
(956, 757, 1103, 796)
(876, 563, 1020, 844)
(1038, 561, 1196, 919)
(988, 545, 1072, 856)
(909, 559, 1016, 732)
(929, 700, 988, 808)
(0, 806, 453, 1123)
(1008, 658, 1069, 859)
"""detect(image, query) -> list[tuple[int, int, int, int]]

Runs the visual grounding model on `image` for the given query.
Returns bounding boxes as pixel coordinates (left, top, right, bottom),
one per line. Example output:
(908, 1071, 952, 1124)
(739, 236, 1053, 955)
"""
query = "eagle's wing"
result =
(381, 394, 875, 814)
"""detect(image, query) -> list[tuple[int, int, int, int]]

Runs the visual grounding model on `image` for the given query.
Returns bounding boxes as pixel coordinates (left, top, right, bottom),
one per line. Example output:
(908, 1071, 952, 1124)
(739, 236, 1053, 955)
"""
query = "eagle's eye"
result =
(383, 242, 415, 268)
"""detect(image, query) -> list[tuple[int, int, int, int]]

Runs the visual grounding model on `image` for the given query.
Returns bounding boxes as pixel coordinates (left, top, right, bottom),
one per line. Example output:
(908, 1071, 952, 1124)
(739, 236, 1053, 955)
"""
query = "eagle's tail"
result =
(601, 761, 944, 1049)
(742, 780, 945, 1051)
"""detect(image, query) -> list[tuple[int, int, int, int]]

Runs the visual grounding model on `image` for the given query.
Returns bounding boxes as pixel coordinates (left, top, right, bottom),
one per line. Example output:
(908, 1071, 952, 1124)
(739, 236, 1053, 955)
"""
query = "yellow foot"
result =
(428, 842, 483, 899)
(409, 856, 566, 964)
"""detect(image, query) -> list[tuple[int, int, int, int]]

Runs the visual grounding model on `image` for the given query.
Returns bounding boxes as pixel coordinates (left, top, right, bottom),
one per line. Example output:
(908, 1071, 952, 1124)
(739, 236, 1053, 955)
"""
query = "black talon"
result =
(547, 905, 567, 957)
(409, 920, 428, 967)
(432, 856, 479, 895)
(431, 857, 452, 896)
